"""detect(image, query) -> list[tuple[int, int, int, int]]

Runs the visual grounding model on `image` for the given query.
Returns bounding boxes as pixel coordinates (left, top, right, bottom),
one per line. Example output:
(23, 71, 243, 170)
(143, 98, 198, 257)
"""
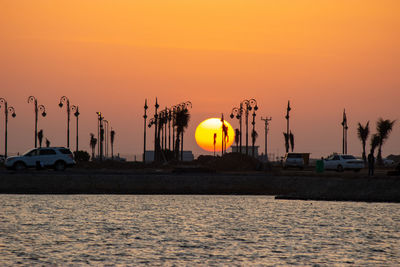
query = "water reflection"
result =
(0, 195, 399, 265)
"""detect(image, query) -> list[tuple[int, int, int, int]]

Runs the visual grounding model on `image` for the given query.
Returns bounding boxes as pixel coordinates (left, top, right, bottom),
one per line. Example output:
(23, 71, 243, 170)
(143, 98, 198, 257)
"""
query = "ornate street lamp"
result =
(59, 96, 71, 148)
(28, 96, 46, 148)
(96, 112, 104, 161)
(230, 106, 242, 153)
(261, 116, 272, 161)
(143, 99, 148, 162)
(0, 98, 16, 158)
(71, 105, 80, 152)
(103, 119, 109, 158)
(154, 98, 159, 161)
(241, 98, 258, 156)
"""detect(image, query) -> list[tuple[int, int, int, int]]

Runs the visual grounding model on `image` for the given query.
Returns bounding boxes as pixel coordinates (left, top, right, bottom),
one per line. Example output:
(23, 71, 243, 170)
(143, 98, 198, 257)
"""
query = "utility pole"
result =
(261, 116, 272, 161)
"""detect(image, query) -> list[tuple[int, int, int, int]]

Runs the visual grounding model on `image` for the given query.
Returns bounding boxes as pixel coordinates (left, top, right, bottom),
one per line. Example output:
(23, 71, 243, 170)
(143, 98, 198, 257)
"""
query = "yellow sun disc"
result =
(195, 118, 235, 152)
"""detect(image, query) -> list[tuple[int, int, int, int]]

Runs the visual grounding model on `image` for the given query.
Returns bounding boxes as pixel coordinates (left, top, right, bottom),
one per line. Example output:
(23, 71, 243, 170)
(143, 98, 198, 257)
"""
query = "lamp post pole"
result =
(71, 105, 80, 152)
(28, 96, 46, 148)
(96, 112, 104, 161)
(143, 99, 148, 162)
(285, 101, 291, 153)
(248, 99, 258, 157)
(0, 98, 16, 158)
(230, 106, 242, 154)
(59, 96, 71, 148)
(154, 98, 159, 161)
(261, 116, 272, 161)
(104, 120, 109, 158)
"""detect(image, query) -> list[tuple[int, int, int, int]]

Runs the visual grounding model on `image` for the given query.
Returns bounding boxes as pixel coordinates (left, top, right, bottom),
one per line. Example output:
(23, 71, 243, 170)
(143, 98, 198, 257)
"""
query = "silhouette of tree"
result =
(376, 118, 396, 165)
(289, 131, 294, 152)
(283, 132, 289, 153)
(90, 133, 97, 160)
(38, 129, 43, 148)
(357, 121, 370, 163)
(251, 129, 258, 157)
(110, 129, 115, 159)
(370, 133, 380, 155)
(45, 138, 50, 147)
(174, 108, 190, 160)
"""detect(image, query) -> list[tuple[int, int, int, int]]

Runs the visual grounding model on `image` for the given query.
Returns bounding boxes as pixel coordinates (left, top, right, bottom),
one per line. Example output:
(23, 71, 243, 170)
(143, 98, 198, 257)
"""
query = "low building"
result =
(230, 146, 259, 157)
(144, 151, 194, 163)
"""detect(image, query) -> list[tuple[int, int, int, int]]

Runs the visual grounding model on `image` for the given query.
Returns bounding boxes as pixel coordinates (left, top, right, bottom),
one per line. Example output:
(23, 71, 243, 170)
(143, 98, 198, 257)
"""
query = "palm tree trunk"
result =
(377, 144, 383, 165)
(362, 140, 366, 163)
(181, 131, 184, 161)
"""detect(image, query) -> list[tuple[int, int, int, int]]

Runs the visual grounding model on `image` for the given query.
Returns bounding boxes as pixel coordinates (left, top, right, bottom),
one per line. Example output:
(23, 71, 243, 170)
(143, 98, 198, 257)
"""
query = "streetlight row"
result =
(230, 98, 258, 157)
(0, 96, 80, 158)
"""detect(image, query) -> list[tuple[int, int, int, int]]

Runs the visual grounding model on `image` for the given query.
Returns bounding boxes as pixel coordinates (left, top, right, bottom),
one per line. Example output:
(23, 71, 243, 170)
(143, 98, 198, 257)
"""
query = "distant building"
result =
(230, 146, 259, 157)
(144, 151, 194, 163)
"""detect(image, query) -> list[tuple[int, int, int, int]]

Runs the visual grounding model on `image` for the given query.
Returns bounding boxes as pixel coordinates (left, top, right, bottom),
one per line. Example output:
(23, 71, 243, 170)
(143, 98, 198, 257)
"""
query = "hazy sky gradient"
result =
(1, 0, 399, 158)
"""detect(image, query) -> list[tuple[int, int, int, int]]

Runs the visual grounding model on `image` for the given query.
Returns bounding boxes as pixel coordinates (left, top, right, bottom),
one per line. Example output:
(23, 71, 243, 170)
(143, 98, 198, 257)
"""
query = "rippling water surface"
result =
(0, 195, 399, 266)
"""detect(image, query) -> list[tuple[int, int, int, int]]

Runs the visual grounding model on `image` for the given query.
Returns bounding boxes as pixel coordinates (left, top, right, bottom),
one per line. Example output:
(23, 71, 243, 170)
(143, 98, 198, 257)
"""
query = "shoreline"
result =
(0, 170, 399, 203)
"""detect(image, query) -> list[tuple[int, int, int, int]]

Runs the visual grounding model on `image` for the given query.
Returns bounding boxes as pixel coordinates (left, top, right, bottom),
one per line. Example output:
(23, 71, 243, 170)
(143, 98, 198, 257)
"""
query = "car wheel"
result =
(14, 162, 26, 171)
(337, 165, 344, 172)
(54, 161, 66, 171)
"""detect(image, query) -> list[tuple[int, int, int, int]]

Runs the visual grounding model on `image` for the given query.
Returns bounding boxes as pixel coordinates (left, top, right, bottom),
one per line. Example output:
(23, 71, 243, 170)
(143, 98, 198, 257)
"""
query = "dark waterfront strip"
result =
(0, 171, 400, 203)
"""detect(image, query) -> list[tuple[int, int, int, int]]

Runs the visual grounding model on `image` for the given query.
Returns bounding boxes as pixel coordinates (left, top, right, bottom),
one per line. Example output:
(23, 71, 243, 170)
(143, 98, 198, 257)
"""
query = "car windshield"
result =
(342, 155, 356, 160)
(23, 149, 37, 156)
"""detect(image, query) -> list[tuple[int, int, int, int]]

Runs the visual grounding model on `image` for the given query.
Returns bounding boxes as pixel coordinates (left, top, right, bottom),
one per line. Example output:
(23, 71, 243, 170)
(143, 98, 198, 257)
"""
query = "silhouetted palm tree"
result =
(90, 133, 97, 160)
(283, 132, 289, 153)
(110, 129, 115, 159)
(38, 129, 43, 148)
(289, 131, 294, 152)
(174, 108, 190, 160)
(251, 129, 258, 157)
(370, 133, 380, 155)
(376, 118, 396, 165)
(357, 121, 370, 163)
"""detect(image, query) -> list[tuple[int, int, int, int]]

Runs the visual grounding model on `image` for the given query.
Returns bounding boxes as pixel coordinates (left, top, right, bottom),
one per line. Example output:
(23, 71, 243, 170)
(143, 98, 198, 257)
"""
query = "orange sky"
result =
(0, 0, 399, 158)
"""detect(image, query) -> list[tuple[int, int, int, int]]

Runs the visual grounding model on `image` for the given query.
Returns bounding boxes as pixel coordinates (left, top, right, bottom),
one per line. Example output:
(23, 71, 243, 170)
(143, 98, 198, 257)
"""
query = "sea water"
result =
(0, 195, 399, 265)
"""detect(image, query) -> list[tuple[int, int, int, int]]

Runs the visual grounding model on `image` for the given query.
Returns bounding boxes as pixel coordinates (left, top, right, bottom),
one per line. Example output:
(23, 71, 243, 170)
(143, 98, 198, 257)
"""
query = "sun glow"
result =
(195, 118, 235, 152)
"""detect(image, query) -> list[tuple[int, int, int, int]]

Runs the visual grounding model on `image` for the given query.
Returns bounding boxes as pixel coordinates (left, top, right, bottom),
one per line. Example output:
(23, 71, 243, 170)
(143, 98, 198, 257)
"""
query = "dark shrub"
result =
(73, 151, 90, 162)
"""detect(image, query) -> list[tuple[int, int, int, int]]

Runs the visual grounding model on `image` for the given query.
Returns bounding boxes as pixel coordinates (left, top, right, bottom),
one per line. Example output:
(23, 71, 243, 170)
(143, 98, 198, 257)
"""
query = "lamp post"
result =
(71, 105, 79, 152)
(230, 106, 242, 153)
(0, 98, 16, 158)
(241, 99, 258, 156)
(96, 112, 104, 161)
(154, 98, 159, 161)
(103, 120, 109, 158)
(143, 99, 148, 162)
(342, 109, 348, 154)
(285, 101, 291, 153)
(28, 96, 46, 148)
(59, 96, 71, 148)
(261, 116, 272, 161)
(249, 99, 258, 157)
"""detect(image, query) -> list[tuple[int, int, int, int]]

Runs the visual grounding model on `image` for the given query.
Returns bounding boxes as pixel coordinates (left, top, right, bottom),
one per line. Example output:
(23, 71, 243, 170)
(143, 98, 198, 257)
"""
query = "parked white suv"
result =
(5, 147, 75, 171)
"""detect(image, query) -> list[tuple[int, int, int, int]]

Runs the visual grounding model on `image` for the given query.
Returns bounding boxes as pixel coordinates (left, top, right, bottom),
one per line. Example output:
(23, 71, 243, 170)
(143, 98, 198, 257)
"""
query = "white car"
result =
(5, 147, 76, 171)
(323, 154, 364, 172)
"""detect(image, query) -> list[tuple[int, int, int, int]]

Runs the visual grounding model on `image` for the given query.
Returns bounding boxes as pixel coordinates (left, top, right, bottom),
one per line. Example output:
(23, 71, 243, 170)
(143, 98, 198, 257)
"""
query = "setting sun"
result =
(195, 118, 235, 152)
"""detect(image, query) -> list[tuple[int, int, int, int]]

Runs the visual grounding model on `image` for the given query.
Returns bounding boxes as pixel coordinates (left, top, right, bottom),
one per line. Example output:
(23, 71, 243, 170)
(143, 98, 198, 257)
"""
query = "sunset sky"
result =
(0, 0, 399, 159)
